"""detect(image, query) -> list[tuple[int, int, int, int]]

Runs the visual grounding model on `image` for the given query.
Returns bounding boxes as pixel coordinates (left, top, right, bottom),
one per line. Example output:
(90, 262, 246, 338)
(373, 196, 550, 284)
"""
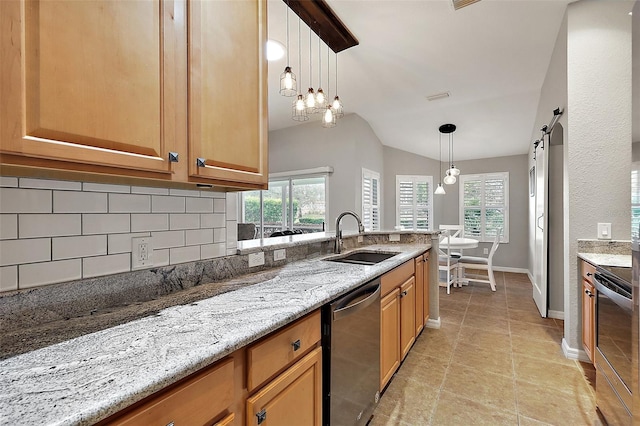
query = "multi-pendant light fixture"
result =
(279, 2, 296, 97)
(435, 130, 446, 195)
(440, 124, 460, 185)
(291, 17, 308, 122)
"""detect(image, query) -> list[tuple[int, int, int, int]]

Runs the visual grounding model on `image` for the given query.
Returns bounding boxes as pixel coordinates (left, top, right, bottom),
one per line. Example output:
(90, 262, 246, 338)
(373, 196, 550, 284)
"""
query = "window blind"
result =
(396, 175, 433, 230)
(460, 172, 509, 242)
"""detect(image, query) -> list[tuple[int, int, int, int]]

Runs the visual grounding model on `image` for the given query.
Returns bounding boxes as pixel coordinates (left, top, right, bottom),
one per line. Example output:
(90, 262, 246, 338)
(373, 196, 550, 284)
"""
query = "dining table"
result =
(438, 236, 480, 250)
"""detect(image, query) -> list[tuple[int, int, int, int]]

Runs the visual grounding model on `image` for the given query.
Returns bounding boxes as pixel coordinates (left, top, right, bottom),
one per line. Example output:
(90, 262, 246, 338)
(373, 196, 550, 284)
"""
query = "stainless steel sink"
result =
(326, 250, 399, 265)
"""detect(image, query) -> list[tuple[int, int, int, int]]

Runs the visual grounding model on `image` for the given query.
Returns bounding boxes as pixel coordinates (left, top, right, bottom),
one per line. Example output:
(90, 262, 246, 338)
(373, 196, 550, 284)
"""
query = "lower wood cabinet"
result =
(399, 276, 416, 360)
(415, 256, 425, 336)
(423, 253, 430, 325)
(246, 346, 322, 426)
(581, 259, 597, 363)
(380, 287, 401, 391)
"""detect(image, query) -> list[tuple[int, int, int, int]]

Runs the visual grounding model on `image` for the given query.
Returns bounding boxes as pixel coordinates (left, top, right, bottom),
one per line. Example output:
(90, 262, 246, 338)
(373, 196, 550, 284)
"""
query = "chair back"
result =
(487, 228, 502, 260)
(439, 224, 462, 238)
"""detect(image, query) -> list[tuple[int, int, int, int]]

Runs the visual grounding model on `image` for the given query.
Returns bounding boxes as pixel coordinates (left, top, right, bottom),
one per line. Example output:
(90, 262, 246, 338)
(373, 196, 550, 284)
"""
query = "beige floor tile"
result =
(451, 341, 514, 377)
(513, 355, 593, 396)
(374, 375, 439, 425)
(439, 307, 465, 325)
(368, 413, 410, 426)
(462, 312, 510, 334)
(459, 325, 512, 350)
(394, 351, 449, 389)
(508, 308, 557, 327)
(431, 390, 518, 426)
(468, 293, 508, 308)
(510, 335, 575, 366)
(442, 363, 517, 413)
(517, 415, 553, 426)
(509, 321, 563, 344)
(465, 303, 508, 317)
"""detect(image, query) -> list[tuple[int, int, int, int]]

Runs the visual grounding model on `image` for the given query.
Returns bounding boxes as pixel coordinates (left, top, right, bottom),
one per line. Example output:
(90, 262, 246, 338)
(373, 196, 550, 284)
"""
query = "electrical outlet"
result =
(389, 234, 401, 242)
(248, 252, 265, 267)
(132, 237, 153, 270)
(597, 223, 612, 240)
(483, 248, 489, 255)
(357, 235, 363, 243)
(274, 249, 286, 261)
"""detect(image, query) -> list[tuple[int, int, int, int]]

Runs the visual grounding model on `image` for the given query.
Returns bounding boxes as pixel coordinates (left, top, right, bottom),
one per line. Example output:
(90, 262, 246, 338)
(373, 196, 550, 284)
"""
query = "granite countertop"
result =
(0, 243, 430, 425)
(578, 252, 632, 268)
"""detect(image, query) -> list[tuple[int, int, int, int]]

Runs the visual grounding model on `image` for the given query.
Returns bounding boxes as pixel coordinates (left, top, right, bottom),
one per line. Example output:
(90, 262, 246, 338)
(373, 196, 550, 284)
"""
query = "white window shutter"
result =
(396, 176, 433, 230)
(362, 169, 381, 231)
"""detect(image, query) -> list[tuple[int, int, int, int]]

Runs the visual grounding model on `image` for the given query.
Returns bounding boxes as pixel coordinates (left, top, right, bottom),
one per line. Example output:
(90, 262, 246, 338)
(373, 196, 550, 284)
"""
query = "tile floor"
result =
(370, 271, 602, 426)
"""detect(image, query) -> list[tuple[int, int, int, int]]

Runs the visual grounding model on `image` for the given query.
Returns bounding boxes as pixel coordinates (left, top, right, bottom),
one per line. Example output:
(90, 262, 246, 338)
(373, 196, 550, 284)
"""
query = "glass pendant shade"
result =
(443, 170, 457, 185)
(449, 166, 460, 177)
(280, 67, 297, 97)
(435, 183, 446, 195)
(315, 88, 327, 111)
(321, 105, 336, 128)
(305, 88, 316, 113)
(331, 95, 344, 118)
(292, 94, 309, 121)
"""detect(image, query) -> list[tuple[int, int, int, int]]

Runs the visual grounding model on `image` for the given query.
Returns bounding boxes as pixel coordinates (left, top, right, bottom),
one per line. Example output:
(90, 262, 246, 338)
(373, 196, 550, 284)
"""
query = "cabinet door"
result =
(423, 254, 430, 325)
(187, 0, 268, 188)
(582, 279, 596, 363)
(414, 256, 424, 336)
(246, 346, 322, 426)
(380, 288, 400, 391)
(400, 276, 416, 360)
(1, 0, 181, 178)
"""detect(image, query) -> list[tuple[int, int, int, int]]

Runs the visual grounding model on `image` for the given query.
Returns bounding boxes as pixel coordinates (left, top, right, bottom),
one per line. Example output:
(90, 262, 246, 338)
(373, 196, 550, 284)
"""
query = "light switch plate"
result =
(248, 252, 265, 267)
(274, 249, 286, 261)
(389, 234, 401, 242)
(597, 223, 612, 240)
(132, 237, 153, 270)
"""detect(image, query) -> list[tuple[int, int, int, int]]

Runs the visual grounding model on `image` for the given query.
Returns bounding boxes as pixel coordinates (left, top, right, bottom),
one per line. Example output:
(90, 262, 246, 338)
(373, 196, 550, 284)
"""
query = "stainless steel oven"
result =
(594, 265, 633, 425)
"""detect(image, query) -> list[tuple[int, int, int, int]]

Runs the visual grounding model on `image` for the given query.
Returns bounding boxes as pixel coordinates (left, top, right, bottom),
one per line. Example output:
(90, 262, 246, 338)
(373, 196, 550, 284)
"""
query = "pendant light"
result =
(331, 51, 344, 118)
(279, 2, 296, 97)
(315, 35, 327, 111)
(322, 45, 336, 128)
(292, 17, 308, 122)
(435, 131, 446, 195)
(305, 28, 316, 114)
(440, 124, 460, 184)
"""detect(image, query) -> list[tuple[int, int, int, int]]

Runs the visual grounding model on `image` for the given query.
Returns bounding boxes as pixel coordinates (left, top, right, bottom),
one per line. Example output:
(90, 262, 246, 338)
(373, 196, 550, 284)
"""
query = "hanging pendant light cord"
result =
(439, 132, 443, 179)
(335, 53, 339, 94)
(285, 3, 289, 66)
(318, 35, 322, 88)
(309, 29, 312, 88)
(297, 18, 302, 93)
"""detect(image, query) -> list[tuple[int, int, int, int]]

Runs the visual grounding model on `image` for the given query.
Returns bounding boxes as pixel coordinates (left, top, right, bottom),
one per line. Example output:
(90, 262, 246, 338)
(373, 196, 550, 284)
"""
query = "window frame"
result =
(362, 168, 381, 231)
(395, 175, 434, 231)
(459, 172, 509, 243)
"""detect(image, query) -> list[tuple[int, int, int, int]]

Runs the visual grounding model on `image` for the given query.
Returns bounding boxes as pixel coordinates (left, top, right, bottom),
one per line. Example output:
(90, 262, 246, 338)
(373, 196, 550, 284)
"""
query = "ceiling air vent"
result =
(426, 91, 450, 102)
(452, 0, 481, 10)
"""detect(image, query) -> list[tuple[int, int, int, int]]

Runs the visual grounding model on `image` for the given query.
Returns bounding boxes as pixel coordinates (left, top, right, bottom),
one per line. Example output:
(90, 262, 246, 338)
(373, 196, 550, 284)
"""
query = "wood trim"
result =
(285, 0, 358, 53)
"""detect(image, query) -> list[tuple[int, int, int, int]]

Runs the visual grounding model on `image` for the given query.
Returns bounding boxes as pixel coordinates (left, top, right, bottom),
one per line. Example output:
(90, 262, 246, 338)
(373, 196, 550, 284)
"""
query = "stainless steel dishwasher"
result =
(322, 278, 381, 426)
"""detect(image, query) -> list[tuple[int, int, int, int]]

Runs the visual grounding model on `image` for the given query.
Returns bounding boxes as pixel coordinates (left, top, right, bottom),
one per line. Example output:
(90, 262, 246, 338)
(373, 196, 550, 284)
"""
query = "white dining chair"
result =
(457, 229, 502, 292)
(439, 224, 463, 258)
(438, 230, 459, 294)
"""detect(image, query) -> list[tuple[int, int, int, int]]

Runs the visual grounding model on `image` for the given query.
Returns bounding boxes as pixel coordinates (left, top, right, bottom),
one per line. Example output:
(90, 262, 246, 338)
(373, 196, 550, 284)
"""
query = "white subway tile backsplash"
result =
(153, 249, 170, 267)
(201, 213, 225, 228)
(186, 228, 213, 246)
(1, 188, 52, 213)
(0, 266, 18, 291)
(83, 253, 130, 278)
(83, 182, 130, 193)
(109, 194, 150, 213)
(225, 193, 238, 221)
(131, 214, 169, 232)
(169, 245, 200, 264)
(83, 214, 130, 235)
(170, 214, 200, 230)
(0, 177, 18, 188)
(108, 232, 150, 254)
(131, 186, 169, 195)
(53, 235, 107, 260)
(54, 191, 107, 213)
(213, 198, 226, 213)
(199, 190, 226, 198)
(213, 228, 226, 243)
(19, 259, 82, 289)
(186, 197, 213, 213)
(169, 188, 201, 197)
(19, 214, 81, 238)
(152, 196, 185, 213)
(0, 214, 17, 240)
(0, 238, 50, 266)
(151, 230, 185, 249)
(20, 178, 81, 191)
(201, 243, 226, 259)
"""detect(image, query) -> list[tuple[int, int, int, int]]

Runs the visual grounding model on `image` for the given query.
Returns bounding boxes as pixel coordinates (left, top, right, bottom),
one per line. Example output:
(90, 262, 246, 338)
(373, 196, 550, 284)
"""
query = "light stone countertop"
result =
(0, 243, 430, 426)
(577, 252, 632, 268)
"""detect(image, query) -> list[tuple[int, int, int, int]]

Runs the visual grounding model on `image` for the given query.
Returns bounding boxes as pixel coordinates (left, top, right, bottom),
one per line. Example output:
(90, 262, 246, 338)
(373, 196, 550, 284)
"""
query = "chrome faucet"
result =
(334, 211, 365, 254)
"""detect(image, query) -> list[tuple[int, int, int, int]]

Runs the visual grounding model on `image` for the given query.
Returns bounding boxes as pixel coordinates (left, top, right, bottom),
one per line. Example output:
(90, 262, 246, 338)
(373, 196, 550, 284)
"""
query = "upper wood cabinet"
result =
(0, 0, 268, 189)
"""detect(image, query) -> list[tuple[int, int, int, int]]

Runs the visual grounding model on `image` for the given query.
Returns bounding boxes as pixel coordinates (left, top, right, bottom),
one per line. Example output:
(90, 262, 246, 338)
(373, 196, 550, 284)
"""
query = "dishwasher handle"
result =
(333, 281, 381, 321)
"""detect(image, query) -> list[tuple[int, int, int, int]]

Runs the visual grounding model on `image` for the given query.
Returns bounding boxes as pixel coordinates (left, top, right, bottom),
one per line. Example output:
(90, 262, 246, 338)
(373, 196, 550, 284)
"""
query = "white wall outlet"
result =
(389, 234, 401, 242)
(483, 248, 489, 255)
(274, 249, 286, 261)
(357, 235, 363, 243)
(248, 251, 265, 267)
(132, 237, 153, 270)
(597, 223, 612, 240)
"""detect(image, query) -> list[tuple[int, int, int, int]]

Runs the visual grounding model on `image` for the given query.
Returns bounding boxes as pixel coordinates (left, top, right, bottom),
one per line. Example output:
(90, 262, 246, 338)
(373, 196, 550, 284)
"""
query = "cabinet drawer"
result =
(109, 358, 234, 426)
(247, 310, 321, 392)
(582, 260, 596, 283)
(381, 260, 414, 296)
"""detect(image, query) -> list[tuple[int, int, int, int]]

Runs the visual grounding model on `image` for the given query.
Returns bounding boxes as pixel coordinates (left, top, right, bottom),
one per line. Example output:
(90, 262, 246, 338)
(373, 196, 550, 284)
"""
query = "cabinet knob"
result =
(585, 289, 594, 298)
(196, 157, 206, 167)
(168, 152, 179, 163)
(292, 339, 301, 351)
(400, 290, 408, 298)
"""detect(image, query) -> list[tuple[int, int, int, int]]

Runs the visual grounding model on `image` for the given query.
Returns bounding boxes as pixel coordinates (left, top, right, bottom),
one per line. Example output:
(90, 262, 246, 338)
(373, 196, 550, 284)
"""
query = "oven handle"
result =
(594, 279, 633, 314)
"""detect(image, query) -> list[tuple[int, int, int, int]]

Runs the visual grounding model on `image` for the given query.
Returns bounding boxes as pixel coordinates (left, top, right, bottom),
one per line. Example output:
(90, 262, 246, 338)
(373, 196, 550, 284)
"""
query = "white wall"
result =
(564, 0, 632, 353)
(268, 113, 385, 231)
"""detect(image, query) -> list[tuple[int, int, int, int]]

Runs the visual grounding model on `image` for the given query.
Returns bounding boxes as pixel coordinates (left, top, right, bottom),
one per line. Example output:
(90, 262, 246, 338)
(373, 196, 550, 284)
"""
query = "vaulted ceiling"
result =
(266, 0, 573, 161)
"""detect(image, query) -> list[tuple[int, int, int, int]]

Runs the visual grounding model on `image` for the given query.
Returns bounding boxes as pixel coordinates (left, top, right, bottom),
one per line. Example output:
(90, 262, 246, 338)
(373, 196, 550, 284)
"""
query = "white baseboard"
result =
(561, 338, 591, 362)
(425, 317, 441, 329)
(527, 270, 534, 284)
(548, 310, 564, 320)
(493, 266, 529, 274)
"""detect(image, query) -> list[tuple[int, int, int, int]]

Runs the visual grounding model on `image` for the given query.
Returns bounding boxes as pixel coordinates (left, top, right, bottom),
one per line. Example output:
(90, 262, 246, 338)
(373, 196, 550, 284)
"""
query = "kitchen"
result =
(0, 0, 637, 425)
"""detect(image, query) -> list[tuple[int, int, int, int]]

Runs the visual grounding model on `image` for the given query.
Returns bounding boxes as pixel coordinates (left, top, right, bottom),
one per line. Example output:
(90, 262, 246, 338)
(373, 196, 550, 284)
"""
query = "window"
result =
(362, 169, 380, 231)
(396, 175, 433, 230)
(241, 170, 328, 238)
(459, 172, 509, 242)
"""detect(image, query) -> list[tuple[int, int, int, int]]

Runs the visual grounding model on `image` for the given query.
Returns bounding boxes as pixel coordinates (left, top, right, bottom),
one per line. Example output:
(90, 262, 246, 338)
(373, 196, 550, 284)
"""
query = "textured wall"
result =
(566, 0, 632, 351)
(0, 177, 238, 292)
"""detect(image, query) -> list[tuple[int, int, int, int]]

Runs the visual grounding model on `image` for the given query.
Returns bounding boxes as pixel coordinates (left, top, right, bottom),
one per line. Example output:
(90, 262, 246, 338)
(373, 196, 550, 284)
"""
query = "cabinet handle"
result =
(400, 290, 408, 298)
(168, 152, 179, 163)
(166, 422, 175, 426)
(292, 339, 301, 351)
(586, 272, 592, 277)
(196, 157, 206, 167)
(585, 289, 594, 298)
(256, 409, 267, 425)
